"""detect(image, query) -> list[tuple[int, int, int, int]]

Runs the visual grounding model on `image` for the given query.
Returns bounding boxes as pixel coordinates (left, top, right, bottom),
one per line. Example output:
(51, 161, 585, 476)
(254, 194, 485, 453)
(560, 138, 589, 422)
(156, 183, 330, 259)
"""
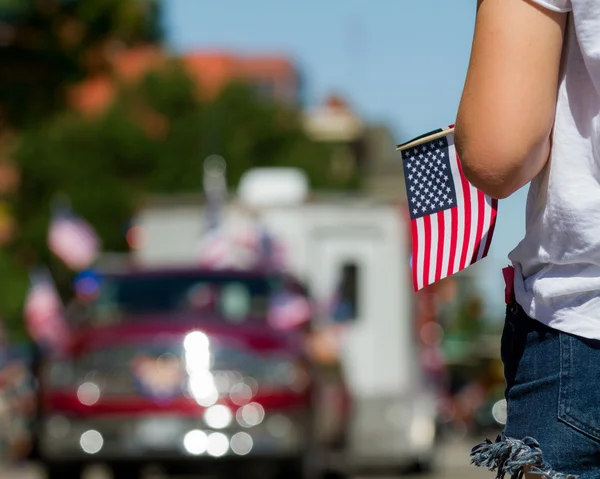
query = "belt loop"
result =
(503, 265, 518, 314)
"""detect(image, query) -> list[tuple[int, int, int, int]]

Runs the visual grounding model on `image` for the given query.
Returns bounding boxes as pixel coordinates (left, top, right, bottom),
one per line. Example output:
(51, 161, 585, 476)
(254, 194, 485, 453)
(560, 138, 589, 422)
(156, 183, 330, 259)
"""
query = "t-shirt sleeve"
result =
(528, 0, 571, 12)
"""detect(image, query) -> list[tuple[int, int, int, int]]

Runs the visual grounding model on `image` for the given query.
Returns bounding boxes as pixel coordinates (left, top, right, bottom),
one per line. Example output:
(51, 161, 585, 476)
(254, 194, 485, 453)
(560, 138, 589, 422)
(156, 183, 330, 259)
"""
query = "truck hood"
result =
(44, 314, 312, 416)
(70, 313, 304, 356)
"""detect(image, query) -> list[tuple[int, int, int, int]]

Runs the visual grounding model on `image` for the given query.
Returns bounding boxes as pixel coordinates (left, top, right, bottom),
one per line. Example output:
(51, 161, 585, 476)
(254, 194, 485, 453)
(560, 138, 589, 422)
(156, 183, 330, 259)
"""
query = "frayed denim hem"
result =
(471, 434, 578, 479)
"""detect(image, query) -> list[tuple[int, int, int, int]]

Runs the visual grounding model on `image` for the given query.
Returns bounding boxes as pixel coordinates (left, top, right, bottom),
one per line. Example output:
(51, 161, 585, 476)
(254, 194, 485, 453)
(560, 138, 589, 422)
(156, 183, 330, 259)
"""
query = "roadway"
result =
(0, 434, 493, 479)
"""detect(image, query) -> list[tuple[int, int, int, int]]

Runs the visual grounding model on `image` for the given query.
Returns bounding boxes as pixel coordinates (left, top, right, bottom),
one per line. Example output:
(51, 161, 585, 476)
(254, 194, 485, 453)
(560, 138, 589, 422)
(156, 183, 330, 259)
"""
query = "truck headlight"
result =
(80, 430, 104, 455)
(204, 404, 233, 429)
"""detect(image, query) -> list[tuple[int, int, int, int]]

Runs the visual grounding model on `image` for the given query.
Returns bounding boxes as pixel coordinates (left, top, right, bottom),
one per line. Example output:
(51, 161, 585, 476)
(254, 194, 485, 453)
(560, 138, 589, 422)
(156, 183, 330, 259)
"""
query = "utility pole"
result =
(201, 154, 227, 234)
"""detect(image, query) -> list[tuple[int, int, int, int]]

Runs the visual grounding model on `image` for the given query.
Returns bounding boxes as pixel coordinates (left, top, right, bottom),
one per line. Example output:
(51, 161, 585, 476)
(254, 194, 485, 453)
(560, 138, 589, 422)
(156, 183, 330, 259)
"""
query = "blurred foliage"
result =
(2, 59, 353, 336)
(0, 0, 359, 340)
(0, 250, 28, 341)
(0, 0, 162, 129)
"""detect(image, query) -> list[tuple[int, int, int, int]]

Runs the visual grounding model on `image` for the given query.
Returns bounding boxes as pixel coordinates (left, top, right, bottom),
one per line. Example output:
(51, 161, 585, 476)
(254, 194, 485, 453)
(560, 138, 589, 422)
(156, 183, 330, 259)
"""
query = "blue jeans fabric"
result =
(500, 303, 600, 478)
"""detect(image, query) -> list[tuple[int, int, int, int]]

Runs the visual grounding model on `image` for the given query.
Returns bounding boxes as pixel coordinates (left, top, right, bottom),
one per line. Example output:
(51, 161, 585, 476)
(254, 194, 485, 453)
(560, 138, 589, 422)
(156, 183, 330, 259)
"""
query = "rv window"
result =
(332, 262, 360, 322)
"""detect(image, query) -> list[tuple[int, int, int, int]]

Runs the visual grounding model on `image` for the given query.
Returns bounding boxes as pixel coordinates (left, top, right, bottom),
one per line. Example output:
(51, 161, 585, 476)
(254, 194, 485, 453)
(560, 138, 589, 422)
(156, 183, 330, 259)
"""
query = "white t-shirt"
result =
(509, 0, 600, 340)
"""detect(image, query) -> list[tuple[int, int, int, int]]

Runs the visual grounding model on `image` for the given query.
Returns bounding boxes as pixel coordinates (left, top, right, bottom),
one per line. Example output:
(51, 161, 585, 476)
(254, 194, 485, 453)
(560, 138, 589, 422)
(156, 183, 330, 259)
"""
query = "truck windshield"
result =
(87, 273, 284, 325)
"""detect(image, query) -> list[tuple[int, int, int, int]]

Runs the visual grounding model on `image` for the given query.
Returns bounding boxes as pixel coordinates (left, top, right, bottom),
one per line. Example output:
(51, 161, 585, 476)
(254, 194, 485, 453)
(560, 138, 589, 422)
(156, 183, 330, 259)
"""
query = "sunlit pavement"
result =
(0, 435, 493, 479)
(402, 433, 491, 479)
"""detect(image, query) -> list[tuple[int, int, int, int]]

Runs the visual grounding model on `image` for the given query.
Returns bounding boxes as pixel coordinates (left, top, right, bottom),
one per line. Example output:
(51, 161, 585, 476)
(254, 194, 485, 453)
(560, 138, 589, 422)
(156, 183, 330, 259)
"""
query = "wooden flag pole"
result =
(396, 126, 455, 152)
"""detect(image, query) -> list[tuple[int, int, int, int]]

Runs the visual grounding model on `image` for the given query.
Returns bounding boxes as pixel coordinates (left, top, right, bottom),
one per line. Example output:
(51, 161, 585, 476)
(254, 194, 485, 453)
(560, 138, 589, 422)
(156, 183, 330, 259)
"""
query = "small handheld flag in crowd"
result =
(267, 289, 312, 330)
(197, 156, 288, 271)
(397, 125, 498, 292)
(24, 267, 70, 355)
(47, 196, 100, 271)
(197, 217, 288, 272)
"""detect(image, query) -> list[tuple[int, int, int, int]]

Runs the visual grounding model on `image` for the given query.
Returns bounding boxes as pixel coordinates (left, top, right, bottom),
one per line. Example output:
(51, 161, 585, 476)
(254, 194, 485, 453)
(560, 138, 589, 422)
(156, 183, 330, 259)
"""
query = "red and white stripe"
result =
(197, 222, 289, 271)
(197, 230, 233, 269)
(411, 132, 498, 291)
(24, 280, 70, 353)
(268, 293, 312, 330)
(48, 216, 100, 271)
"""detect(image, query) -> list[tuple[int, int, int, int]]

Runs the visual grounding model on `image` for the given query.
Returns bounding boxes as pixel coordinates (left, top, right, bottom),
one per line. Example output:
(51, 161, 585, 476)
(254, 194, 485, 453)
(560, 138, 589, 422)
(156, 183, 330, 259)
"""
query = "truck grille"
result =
(74, 343, 188, 399)
(63, 338, 299, 402)
(72, 345, 262, 401)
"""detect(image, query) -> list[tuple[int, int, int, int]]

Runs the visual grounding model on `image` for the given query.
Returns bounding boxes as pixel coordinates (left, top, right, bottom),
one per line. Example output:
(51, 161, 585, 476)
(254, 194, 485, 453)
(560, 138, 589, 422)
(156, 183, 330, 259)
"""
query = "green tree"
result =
(0, 0, 162, 129)
(3, 61, 352, 336)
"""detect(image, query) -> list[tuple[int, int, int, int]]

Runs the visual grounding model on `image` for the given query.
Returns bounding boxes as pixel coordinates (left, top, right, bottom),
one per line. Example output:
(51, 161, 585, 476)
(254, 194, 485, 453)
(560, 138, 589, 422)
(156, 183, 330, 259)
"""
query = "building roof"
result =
(69, 47, 299, 115)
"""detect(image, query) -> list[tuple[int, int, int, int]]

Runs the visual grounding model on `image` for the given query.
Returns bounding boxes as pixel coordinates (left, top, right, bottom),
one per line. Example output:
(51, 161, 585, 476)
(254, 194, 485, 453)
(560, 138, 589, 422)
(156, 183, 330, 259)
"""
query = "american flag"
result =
(198, 222, 288, 271)
(398, 126, 498, 291)
(48, 212, 100, 271)
(268, 291, 312, 330)
(197, 228, 237, 269)
(24, 268, 70, 354)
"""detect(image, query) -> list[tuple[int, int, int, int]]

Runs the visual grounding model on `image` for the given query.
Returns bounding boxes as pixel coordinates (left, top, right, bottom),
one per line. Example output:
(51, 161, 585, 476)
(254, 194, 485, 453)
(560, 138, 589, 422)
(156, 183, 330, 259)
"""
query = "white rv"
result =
(130, 168, 439, 472)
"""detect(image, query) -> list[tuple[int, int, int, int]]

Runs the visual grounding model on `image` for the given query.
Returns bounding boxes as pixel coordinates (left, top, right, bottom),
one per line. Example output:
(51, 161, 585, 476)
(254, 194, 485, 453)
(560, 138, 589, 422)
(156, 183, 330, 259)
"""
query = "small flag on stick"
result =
(397, 125, 498, 292)
(47, 196, 100, 271)
(24, 268, 70, 354)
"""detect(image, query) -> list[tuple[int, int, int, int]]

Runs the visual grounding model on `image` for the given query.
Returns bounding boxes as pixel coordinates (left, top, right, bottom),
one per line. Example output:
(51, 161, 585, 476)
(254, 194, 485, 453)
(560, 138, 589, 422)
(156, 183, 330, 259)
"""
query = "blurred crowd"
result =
(0, 322, 36, 464)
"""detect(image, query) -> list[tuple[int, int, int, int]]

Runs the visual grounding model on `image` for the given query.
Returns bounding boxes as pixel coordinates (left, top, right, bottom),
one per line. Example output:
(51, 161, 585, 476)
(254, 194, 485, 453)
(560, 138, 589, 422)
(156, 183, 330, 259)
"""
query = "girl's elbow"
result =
(456, 141, 521, 199)
(461, 161, 517, 199)
(455, 115, 551, 200)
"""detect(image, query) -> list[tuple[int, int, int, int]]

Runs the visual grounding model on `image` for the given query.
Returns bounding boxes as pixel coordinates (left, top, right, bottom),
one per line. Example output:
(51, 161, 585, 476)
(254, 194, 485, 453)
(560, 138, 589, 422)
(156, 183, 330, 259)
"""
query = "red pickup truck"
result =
(34, 267, 349, 479)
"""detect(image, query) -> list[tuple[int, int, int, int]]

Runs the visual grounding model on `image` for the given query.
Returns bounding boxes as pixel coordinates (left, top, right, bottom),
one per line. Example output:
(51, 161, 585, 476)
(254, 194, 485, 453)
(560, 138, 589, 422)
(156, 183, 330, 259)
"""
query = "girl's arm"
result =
(454, 0, 568, 199)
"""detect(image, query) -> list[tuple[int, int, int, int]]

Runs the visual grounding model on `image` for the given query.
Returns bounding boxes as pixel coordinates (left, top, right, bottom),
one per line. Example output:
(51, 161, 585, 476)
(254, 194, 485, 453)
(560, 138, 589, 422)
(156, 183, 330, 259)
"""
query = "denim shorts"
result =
(472, 304, 600, 479)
